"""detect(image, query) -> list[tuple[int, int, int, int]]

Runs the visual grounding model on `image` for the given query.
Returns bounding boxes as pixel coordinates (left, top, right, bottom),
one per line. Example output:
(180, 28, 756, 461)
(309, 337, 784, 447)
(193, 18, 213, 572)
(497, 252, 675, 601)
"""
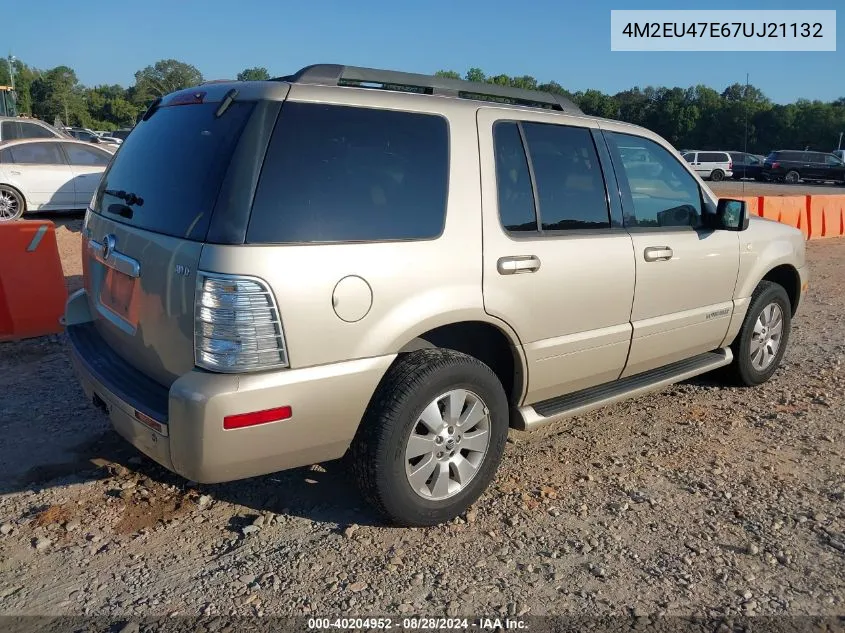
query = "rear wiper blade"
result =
(104, 189, 144, 207)
(215, 88, 239, 118)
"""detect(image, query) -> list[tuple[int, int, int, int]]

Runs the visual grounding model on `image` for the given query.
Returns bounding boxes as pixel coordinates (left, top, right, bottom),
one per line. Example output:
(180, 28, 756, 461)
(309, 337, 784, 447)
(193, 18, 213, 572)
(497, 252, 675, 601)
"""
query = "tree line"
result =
(2, 57, 842, 153)
(436, 68, 844, 154)
(0, 57, 270, 131)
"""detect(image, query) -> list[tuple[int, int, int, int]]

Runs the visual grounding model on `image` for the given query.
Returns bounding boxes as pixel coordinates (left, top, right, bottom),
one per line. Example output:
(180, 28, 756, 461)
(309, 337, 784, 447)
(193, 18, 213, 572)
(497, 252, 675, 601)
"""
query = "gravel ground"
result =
(0, 224, 843, 620)
(710, 181, 845, 198)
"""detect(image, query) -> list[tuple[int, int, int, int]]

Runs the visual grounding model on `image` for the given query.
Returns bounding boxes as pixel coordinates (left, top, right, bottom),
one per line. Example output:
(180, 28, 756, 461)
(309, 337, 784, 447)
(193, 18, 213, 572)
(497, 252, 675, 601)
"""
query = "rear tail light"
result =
(194, 272, 288, 373)
(772, 162, 780, 169)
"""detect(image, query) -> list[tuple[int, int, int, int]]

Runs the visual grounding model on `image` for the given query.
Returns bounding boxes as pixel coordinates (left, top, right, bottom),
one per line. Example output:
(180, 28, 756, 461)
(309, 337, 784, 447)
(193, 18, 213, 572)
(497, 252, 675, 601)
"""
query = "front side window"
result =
(1, 121, 20, 140)
(5, 142, 65, 165)
(19, 122, 57, 139)
(825, 154, 844, 166)
(605, 132, 702, 229)
(248, 103, 449, 243)
(682, 153, 695, 163)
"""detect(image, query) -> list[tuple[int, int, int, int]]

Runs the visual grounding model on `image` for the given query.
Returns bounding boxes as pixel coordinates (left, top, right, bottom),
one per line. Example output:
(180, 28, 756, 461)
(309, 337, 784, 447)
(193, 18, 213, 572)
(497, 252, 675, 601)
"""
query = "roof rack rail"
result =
(272, 64, 583, 114)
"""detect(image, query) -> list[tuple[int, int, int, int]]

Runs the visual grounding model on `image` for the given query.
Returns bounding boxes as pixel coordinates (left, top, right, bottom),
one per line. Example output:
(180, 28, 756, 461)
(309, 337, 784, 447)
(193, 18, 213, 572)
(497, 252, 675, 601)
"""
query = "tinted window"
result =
(682, 153, 695, 163)
(825, 154, 844, 166)
(19, 122, 56, 139)
(521, 122, 609, 230)
(493, 122, 537, 232)
(5, 142, 65, 165)
(92, 101, 255, 240)
(1, 121, 20, 140)
(605, 132, 702, 228)
(0, 148, 12, 163)
(699, 152, 727, 163)
(781, 152, 802, 161)
(63, 143, 110, 166)
(248, 103, 449, 243)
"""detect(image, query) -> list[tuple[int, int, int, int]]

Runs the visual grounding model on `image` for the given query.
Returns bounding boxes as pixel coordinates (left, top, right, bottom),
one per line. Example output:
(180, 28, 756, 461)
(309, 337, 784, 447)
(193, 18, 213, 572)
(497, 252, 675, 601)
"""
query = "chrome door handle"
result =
(497, 255, 541, 275)
(643, 246, 674, 262)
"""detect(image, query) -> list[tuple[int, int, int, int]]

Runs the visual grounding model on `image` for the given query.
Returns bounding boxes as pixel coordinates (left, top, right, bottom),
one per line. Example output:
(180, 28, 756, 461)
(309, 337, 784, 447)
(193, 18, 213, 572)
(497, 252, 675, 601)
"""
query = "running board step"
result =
(516, 348, 733, 431)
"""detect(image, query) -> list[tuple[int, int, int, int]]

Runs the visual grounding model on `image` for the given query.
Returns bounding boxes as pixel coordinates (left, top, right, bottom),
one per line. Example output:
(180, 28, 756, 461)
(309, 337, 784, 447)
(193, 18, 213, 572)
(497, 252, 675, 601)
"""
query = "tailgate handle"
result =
(88, 238, 140, 278)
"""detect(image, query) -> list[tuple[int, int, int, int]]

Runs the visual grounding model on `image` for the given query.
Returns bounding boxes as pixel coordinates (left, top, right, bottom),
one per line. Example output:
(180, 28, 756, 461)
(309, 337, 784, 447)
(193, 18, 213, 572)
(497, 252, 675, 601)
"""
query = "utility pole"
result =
(6, 54, 14, 90)
(839, 132, 843, 151)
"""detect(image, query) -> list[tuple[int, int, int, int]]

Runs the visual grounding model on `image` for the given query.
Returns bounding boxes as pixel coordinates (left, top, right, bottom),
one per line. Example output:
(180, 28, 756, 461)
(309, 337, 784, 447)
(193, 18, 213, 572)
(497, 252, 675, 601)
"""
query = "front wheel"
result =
(726, 281, 792, 386)
(710, 169, 725, 182)
(351, 348, 509, 526)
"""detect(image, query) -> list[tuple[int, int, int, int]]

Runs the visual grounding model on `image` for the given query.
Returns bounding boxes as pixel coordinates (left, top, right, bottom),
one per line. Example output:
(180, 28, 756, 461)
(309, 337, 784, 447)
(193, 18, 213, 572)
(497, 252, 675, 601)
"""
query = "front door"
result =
(3, 141, 75, 209)
(478, 108, 635, 404)
(600, 127, 741, 377)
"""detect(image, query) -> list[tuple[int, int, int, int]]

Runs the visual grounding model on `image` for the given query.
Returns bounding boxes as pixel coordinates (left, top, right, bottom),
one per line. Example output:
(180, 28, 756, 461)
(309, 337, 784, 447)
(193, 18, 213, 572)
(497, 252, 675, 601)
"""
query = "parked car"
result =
(0, 116, 68, 143)
(729, 152, 766, 180)
(65, 127, 121, 150)
(109, 128, 133, 142)
(64, 64, 808, 526)
(762, 150, 845, 184)
(681, 150, 733, 181)
(0, 138, 112, 220)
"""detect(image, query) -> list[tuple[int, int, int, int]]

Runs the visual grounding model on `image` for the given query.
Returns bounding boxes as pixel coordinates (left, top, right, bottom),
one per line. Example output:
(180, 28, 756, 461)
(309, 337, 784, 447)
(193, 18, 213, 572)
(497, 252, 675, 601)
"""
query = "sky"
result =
(4, 0, 843, 104)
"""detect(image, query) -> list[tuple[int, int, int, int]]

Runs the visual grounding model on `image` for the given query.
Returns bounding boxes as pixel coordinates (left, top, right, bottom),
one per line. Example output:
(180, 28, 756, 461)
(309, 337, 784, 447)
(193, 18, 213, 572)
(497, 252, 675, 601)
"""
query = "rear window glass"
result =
(92, 101, 255, 240)
(248, 102, 449, 243)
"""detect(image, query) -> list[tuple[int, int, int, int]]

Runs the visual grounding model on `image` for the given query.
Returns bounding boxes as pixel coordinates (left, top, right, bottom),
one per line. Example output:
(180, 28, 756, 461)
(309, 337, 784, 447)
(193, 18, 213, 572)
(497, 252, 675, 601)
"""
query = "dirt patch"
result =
(112, 481, 196, 535)
(31, 504, 73, 528)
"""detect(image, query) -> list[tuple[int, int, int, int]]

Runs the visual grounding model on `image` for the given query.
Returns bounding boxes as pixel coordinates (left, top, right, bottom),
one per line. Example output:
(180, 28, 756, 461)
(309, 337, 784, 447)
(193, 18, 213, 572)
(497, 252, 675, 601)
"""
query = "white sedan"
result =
(0, 138, 113, 221)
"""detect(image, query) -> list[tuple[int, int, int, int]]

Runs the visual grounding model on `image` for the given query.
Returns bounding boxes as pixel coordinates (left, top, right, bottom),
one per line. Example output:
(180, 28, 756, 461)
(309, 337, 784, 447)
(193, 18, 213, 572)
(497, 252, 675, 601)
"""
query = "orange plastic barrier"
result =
(807, 195, 845, 239)
(0, 220, 68, 342)
(758, 195, 808, 238)
(733, 195, 763, 217)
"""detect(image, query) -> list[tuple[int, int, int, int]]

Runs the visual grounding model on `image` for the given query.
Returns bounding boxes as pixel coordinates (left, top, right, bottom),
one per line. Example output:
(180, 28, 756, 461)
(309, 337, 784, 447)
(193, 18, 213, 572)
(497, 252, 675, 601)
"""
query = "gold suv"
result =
(65, 64, 808, 526)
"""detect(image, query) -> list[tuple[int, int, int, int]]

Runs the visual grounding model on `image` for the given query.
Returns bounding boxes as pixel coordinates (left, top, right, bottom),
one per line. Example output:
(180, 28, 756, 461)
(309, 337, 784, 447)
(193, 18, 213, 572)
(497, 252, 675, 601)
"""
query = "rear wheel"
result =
(785, 170, 800, 184)
(0, 185, 24, 221)
(710, 169, 725, 182)
(726, 281, 792, 387)
(351, 348, 509, 526)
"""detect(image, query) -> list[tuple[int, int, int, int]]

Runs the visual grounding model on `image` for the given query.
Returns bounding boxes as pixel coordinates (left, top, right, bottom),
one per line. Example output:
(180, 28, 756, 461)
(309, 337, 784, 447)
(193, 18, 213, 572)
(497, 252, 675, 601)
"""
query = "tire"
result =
(351, 348, 509, 526)
(710, 169, 725, 182)
(784, 170, 800, 184)
(725, 281, 792, 387)
(0, 185, 25, 221)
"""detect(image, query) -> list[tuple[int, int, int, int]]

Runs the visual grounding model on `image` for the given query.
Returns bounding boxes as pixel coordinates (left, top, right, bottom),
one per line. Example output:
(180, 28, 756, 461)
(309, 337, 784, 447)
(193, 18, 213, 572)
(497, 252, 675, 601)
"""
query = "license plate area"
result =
(99, 267, 138, 326)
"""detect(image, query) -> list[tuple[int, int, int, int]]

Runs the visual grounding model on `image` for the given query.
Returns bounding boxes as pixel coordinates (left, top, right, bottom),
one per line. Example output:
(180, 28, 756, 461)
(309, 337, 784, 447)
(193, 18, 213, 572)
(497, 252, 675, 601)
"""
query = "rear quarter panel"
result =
(199, 87, 518, 369)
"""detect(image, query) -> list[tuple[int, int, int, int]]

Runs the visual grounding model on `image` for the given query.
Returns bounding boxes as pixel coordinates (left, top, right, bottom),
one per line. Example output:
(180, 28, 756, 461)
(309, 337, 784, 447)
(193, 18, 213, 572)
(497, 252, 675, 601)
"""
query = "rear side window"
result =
(63, 143, 110, 166)
(521, 122, 610, 230)
(699, 152, 727, 163)
(92, 101, 255, 240)
(248, 103, 449, 243)
(493, 122, 537, 232)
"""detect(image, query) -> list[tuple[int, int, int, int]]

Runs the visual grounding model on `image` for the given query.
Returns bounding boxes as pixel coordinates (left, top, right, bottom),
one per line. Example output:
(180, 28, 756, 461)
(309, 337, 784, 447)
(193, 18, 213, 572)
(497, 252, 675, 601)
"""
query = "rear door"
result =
(478, 108, 635, 403)
(1, 141, 75, 209)
(61, 142, 111, 206)
(83, 98, 262, 386)
(600, 128, 740, 377)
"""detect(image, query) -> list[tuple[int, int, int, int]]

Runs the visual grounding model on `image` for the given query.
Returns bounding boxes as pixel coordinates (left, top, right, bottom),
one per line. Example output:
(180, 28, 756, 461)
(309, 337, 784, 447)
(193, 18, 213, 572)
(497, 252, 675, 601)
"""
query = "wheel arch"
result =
(397, 318, 528, 410)
(0, 182, 28, 215)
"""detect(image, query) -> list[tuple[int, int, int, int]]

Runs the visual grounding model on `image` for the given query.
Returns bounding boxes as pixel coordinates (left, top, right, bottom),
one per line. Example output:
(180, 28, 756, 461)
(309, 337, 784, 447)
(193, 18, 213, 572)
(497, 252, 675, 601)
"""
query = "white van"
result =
(681, 150, 733, 181)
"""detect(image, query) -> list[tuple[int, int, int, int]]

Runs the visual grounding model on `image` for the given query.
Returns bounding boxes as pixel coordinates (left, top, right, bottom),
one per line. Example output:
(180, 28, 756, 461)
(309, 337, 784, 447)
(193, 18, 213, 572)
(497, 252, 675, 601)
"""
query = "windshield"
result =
(91, 100, 255, 240)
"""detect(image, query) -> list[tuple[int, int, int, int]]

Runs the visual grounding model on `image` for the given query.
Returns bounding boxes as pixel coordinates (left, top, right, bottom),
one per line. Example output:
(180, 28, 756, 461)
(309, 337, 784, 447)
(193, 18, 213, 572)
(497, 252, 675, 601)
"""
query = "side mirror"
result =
(716, 198, 749, 231)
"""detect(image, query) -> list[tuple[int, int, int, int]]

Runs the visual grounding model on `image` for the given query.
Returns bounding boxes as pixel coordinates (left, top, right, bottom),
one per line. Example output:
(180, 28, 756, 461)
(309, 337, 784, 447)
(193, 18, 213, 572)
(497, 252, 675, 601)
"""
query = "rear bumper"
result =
(65, 289, 395, 483)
